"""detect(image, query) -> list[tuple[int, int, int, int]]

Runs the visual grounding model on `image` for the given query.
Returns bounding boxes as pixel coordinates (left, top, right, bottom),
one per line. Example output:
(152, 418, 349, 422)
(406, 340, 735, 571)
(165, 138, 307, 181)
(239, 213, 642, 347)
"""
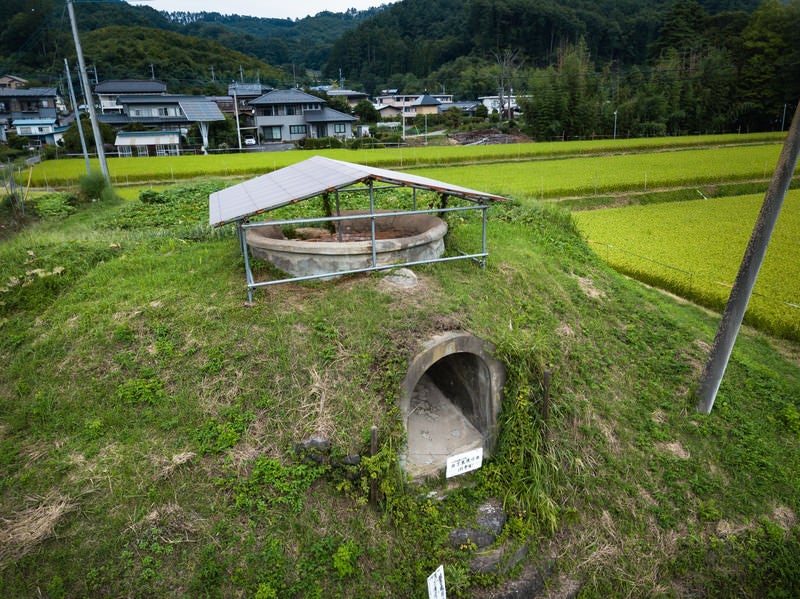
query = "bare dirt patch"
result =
(575, 276, 607, 300)
(656, 440, 690, 460)
(447, 128, 532, 145)
(772, 505, 797, 530)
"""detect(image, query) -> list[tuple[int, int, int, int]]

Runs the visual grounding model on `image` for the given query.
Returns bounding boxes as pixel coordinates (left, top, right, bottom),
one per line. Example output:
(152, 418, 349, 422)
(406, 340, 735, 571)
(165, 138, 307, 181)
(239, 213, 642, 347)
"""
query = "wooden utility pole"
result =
(696, 103, 800, 414)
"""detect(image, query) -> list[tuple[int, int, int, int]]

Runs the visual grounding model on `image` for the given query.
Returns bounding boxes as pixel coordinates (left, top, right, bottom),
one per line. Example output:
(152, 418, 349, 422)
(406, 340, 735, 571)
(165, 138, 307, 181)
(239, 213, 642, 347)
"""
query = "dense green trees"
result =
(80, 26, 285, 91)
(513, 0, 799, 139)
(60, 114, 115, 154)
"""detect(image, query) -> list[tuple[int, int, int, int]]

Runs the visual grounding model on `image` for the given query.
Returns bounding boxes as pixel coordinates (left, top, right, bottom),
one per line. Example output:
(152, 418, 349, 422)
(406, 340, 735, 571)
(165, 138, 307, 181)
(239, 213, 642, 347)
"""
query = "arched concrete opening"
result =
(400, 332, 506, 479)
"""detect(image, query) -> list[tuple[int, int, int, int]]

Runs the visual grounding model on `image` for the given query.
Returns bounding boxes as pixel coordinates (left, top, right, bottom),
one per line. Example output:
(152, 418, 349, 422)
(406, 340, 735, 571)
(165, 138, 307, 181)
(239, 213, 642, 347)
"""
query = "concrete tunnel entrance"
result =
(400, 332, 506, 479)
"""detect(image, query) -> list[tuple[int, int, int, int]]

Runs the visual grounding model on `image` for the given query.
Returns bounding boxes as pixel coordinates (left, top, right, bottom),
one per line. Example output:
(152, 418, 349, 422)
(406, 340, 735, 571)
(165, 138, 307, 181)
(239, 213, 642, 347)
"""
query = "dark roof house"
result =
(0, 87, 64, 142)
(94, 79, 168, 114)
(250, 88, 356, 143)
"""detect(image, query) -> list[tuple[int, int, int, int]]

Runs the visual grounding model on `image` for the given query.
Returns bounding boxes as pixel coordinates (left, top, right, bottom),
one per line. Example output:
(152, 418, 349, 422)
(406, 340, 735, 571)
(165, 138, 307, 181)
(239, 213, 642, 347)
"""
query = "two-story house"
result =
(0, 75, 29, 90)
(374, 92, 450, 120)
(0, 87, 67, 145)
(250, 89, 356, 143)
(99, 94, 225, 155)
(94, 79, 168, 114)
(325, 89, 370, 108)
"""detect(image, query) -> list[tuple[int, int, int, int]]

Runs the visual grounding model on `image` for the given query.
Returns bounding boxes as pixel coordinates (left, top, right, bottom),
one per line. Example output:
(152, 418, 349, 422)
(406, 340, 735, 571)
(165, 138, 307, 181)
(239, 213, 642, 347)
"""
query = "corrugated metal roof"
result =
(13, 118, 56, 126)
(209, 156, 507, 227)
(114, 132, 180, 146)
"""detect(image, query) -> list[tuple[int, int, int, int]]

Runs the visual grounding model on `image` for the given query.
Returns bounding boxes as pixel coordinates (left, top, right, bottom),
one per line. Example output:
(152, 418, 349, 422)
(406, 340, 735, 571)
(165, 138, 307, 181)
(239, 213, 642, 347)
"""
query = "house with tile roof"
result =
(97, 94, 225, 153)
(373, 92, 451, 120)
(0, 75, 29, 90)
(94, 79, 168, 114)
(0, 87, 66, 145)
(250, 89, 356, 143)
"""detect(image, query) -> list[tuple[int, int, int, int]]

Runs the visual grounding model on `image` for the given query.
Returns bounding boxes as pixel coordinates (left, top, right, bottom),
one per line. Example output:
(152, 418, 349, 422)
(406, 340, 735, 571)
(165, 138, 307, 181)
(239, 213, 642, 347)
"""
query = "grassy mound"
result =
(1, 182, 799, 597)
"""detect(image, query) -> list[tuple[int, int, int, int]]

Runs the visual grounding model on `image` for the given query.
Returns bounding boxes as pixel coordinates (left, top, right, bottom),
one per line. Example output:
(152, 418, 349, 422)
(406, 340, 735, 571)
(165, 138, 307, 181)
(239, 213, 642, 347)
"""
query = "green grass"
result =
(573, 191, 800, 340)
(2, 143, 799, 597)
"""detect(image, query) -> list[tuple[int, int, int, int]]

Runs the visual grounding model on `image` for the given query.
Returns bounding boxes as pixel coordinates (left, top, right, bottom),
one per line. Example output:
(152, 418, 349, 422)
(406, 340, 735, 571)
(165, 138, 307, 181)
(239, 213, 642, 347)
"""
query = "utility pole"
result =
(613, 110, 618, 140)
(64, 58, 91, 173)
(232, 83, 242, 151)
(66, 0, 109, 180)
(695, 103, 800, 414)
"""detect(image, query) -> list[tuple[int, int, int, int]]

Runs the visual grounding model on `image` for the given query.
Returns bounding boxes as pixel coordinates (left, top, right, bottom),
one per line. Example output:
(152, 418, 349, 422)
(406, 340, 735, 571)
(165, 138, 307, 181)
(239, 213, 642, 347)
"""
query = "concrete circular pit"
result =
(400, 332, 506, 479)
(246, 210, 448, 279)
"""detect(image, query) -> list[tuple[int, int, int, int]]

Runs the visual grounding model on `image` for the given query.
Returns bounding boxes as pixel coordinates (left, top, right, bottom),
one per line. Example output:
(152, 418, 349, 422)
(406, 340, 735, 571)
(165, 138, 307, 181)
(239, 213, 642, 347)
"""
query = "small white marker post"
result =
(445, 447, 483, 479)
(427, 564, 446, 599)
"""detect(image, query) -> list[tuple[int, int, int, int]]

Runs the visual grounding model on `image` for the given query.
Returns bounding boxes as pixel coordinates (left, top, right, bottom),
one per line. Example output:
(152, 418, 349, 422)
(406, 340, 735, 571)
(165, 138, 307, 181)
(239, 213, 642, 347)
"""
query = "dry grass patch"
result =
(772, 505, 797, 530)
(153, 451, 197, 481)
(129, 501, 205, 545)
(0, 492, 75, 568)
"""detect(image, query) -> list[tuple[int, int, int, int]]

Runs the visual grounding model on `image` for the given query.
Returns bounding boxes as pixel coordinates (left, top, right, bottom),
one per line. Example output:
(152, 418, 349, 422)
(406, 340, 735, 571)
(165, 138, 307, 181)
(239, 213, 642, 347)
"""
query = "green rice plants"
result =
(28, 132, 785, 186)
(574, 191, 800, 340)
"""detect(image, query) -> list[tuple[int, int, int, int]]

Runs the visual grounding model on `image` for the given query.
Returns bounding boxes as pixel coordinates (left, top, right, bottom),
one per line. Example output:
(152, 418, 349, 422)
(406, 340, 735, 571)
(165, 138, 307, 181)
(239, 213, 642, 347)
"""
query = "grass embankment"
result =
(1, 181, 799, 597)
(28, 131, 784, 187)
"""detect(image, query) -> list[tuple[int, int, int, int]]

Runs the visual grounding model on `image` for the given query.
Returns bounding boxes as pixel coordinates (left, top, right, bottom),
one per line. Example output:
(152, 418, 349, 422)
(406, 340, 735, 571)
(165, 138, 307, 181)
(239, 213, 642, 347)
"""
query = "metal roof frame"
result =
(208, 156, 507, 299)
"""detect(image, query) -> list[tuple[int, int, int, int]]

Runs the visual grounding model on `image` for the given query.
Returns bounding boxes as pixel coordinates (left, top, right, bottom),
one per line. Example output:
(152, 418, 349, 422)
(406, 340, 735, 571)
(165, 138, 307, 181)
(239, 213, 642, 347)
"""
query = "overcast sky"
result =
(135, 1, 390, 20)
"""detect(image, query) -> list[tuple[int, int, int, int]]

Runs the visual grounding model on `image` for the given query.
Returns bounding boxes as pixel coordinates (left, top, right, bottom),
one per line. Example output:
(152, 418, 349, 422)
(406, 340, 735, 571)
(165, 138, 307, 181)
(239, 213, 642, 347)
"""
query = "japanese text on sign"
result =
(445, 447, 483, 478)
(427, 564, 446, 599)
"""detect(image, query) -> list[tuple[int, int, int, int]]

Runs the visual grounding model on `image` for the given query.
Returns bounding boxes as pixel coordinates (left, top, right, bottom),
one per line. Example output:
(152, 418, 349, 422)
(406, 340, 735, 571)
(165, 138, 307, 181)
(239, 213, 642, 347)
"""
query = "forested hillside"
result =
(80, 27, 286, 94)
(324, 0, 765, 83)
(1, 0, 798, 137)
(172, 9, 382, 73)
(324, 0, 798, 137)
(0, 0, 376, 91)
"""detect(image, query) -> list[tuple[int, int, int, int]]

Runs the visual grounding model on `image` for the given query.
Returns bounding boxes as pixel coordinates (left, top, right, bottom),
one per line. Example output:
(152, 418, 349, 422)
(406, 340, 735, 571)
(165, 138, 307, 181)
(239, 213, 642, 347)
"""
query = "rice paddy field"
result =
(28, 131, 783, 187)
(412, 144, 783, 200)
(573, 191, 800, 340)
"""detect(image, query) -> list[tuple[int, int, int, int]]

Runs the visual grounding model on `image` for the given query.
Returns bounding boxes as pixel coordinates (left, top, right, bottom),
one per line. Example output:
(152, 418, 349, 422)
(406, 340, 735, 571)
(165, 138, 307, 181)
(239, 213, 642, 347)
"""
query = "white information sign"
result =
(427, 564, 447, 599)
(445, 447, 483, 478)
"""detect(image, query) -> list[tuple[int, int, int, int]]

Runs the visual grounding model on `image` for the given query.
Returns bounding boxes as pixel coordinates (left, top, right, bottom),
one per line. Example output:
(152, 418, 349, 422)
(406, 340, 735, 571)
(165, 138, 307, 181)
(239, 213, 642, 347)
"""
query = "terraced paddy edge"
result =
(574, 191, 800, 340)
(28, 132, 784, 187)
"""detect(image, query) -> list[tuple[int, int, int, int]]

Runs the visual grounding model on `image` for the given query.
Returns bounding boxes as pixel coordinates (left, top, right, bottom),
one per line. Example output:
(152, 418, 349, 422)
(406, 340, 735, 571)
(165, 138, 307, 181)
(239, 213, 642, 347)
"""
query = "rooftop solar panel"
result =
(179, 100, 225, 122)
(209, 156, 507, 227)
